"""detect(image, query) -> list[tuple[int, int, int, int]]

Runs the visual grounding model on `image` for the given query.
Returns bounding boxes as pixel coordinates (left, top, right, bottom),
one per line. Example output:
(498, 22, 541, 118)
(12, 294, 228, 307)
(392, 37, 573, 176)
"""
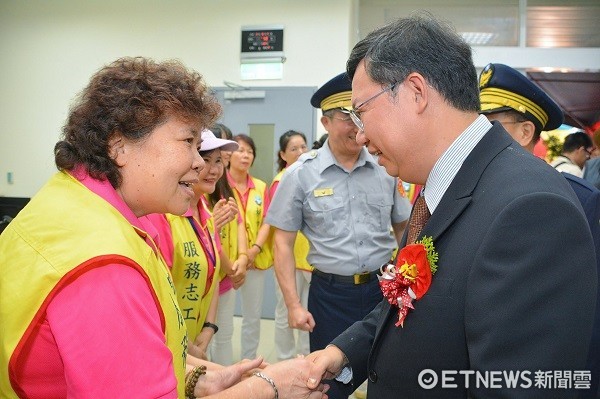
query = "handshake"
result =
(189, 346, 346, 399)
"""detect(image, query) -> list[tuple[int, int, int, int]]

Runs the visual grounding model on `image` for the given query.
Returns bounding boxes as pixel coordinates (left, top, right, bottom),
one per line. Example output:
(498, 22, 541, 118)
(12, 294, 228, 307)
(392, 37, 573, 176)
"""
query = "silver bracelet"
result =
(253, 371, 279, 399)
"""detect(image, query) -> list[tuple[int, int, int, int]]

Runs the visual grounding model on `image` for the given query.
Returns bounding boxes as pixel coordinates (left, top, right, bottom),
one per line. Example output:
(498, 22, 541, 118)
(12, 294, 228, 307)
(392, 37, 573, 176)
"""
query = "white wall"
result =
(1, 0, 598, 197)
(0, 0, 354, 197)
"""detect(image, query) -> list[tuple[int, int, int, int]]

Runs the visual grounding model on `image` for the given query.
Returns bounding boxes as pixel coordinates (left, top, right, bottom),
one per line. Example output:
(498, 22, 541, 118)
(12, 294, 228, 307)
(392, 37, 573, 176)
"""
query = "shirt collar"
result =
(317, 141, 375, 174)
(425, 115, 492, 213)
(226, 170, 255, 190)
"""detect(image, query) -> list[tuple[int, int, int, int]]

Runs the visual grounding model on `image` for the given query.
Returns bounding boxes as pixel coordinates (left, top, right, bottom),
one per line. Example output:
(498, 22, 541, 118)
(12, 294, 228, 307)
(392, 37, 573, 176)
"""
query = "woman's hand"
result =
(259, 357, 330, 399)
(212, 198, 236, 233)
(188, 328, 215, 360)
(194, 357, 265, 396)
(247, 244, 260, 269)
(230, 254, 247, 289)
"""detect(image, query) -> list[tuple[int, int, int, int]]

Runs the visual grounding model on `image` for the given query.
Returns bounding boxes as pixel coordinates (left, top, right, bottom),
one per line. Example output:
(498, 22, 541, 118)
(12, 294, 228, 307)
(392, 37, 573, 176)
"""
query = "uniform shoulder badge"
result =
(298, 150, 318, 163)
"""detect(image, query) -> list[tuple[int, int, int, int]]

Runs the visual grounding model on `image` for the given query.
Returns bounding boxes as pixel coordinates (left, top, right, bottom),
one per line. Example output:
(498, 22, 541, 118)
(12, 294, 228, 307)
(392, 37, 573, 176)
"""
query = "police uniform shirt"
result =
(265, 141, 411, 275)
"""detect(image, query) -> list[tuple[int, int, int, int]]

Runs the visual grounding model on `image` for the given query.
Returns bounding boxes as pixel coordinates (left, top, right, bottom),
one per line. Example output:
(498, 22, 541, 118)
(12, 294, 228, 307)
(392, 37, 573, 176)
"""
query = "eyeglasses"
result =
(328, 115, 353, 123)
(348, 83, 397, 131)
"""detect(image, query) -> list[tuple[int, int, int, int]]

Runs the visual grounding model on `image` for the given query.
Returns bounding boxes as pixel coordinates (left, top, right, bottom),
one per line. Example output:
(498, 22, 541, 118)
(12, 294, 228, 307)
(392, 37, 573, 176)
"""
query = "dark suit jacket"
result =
(562, 173, 600, 399)
(332, 124, 597, 398)
(583, 157, 600, 190)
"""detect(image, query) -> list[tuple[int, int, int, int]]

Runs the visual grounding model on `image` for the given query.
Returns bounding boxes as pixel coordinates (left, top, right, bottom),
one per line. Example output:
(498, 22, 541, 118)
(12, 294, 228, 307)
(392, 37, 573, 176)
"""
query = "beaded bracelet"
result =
(185, 365, 207, 399)
(253, 371, 279, 399)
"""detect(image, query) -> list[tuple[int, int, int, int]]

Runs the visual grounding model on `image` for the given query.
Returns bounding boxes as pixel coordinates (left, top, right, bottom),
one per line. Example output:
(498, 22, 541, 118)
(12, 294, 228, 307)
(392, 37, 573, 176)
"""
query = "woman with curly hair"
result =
(0, 57, 328, 399)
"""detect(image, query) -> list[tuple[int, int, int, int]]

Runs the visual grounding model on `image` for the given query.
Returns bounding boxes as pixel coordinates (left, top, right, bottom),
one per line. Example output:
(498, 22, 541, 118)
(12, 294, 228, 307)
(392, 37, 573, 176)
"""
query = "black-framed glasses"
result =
(348, 83, 397, 131)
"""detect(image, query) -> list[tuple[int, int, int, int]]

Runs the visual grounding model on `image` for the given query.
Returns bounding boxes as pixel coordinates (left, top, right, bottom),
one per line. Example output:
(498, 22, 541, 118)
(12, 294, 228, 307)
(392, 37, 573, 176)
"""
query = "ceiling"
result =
(359, 0, 600, 129)
(528, 70, 600, 129)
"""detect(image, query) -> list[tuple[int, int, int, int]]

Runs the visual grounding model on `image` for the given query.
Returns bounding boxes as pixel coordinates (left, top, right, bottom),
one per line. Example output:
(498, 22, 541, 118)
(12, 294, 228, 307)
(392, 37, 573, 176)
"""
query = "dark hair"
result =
(211, 123, 233, 140)
(563, 131, 593, 153)
(347, 12, 479, 113)
(277, 130, 307, 171)
(208, 122, 235, 206)
(232, 134, 256, 166)
(312, 134, 328, 149)
(55, 57, 221, 188)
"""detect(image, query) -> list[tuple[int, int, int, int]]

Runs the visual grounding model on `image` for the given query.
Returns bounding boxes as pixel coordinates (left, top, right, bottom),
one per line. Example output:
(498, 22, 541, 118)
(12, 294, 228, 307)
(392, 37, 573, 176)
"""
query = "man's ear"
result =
(321, 114, 332, 130)
(405, 73, 428, 113)
(518, 120, 536, 148)
(108, 133, 127, 167)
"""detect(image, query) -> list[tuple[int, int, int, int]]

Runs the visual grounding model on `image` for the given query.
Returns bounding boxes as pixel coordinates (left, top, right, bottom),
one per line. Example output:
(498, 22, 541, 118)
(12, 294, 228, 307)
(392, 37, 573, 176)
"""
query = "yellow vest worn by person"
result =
(271, 170, 313, 272)
(234, 176, 273, 270)
(205, 194, 240, 282)
(0, 172, 187, 398)
(166, 212, 220, 342)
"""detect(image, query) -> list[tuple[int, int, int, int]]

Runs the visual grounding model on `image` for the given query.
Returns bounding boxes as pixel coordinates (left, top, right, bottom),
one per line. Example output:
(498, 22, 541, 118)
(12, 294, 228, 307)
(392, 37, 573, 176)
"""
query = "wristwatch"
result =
(202, 322, 219, 334)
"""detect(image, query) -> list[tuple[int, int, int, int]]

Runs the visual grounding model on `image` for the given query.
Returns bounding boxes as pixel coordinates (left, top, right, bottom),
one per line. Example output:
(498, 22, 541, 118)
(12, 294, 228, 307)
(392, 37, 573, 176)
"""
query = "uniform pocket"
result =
(306, 195, 346, 236)
(366, 192, 394, 230)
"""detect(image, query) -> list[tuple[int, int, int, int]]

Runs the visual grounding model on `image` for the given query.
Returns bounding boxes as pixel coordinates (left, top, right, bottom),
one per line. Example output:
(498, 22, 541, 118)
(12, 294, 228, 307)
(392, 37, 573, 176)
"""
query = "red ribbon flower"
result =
(379, 238, 437, 327)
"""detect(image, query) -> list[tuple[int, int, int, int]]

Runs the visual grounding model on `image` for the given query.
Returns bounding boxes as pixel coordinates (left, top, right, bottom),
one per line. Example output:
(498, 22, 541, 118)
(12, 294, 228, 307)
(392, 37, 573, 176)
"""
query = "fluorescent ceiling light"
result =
(460, 32, 495, 45)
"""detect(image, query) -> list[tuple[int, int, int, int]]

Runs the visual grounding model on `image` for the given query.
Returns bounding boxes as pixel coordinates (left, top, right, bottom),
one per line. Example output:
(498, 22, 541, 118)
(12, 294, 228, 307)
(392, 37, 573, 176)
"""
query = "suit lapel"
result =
(421, 123, 513, 243)
(371, 124, 514, 349)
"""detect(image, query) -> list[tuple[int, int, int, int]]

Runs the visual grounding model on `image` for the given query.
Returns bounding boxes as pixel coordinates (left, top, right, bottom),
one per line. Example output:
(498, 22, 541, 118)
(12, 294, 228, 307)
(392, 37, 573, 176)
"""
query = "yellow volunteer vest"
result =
(0, 172, 187, 398)
(233, 176, 273, 270)
(205, 194, 240, 281)
(166, 212, 220, 342)
(271, 170, 313, 272)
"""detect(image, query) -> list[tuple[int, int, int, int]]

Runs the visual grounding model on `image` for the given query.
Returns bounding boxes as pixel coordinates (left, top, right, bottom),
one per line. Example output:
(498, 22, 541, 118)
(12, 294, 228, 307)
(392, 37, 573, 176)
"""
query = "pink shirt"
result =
(147, 198, 222, 296)
(17, 170, 177, 398)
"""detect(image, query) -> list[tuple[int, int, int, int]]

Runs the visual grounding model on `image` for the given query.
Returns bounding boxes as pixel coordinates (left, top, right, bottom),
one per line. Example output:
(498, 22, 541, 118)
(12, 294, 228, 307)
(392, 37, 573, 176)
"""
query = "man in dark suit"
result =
(479, 62, 600, 398)
(305, 14, 597, 398)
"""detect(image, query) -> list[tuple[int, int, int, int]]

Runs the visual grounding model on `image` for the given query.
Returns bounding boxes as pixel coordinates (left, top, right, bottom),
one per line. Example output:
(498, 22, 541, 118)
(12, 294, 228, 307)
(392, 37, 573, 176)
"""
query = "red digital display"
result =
(241, 29, 283, 53)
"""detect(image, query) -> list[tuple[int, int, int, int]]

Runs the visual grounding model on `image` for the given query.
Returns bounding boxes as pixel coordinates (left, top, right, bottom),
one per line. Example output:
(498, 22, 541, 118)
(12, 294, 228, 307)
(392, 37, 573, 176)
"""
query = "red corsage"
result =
(379, 236, 438, 327)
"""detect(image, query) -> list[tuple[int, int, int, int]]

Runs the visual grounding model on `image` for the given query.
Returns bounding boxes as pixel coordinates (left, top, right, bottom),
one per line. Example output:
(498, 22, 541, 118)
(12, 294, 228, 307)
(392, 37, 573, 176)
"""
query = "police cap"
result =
(479, 63, 563, 132)
(310, 72, 353, 111)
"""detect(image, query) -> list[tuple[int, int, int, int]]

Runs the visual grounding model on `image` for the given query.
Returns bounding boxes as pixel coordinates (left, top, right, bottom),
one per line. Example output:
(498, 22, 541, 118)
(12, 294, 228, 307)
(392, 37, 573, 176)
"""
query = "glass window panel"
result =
(527, 0, 600, 47)
(359, 0, 520, 46)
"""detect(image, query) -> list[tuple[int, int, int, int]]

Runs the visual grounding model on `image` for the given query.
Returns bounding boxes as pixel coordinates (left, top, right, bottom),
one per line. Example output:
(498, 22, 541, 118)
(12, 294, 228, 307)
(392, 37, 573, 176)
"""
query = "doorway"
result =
(212, 86, 317, 318)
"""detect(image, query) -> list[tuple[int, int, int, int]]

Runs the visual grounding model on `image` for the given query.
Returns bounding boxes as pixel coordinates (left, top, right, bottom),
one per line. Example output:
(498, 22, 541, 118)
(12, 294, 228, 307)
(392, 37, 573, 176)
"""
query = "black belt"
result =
(312, 268, 380, 285)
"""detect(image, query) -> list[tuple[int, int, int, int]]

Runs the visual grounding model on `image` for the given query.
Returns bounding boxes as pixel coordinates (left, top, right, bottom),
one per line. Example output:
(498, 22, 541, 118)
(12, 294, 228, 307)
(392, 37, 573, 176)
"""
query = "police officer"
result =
(479, 62, 600, 398)
(266, 72, 411, 399)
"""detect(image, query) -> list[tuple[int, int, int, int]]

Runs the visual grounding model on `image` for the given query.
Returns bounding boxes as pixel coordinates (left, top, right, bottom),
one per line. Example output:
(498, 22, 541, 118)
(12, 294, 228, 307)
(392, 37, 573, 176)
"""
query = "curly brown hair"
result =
(55, 57, 221, 188)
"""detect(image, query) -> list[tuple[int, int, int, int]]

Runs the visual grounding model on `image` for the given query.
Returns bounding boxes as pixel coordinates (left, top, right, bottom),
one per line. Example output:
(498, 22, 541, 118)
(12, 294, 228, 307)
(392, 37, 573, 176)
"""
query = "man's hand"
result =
(288, 303, 316, 332)
(306, 346, 347, 388)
